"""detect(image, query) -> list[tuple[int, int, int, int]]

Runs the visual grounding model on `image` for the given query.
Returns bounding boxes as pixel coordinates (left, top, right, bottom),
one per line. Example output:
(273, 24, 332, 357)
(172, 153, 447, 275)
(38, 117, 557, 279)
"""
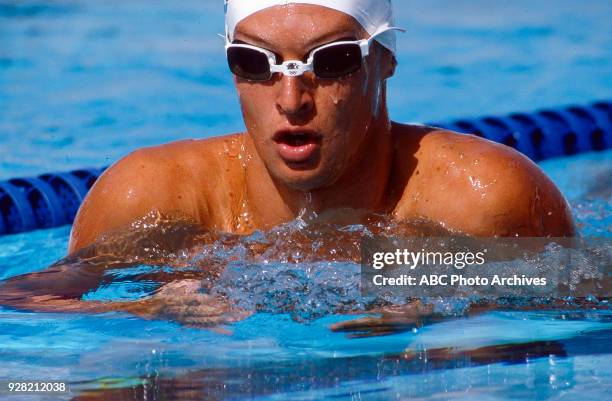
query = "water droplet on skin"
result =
(239, 142, 249, 168)
(223, 139, 241, 158)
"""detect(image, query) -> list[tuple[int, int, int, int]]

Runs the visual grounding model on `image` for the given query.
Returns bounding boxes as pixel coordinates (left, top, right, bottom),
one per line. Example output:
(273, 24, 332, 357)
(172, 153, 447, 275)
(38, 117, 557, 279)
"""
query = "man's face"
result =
(232, 4, 392, 191)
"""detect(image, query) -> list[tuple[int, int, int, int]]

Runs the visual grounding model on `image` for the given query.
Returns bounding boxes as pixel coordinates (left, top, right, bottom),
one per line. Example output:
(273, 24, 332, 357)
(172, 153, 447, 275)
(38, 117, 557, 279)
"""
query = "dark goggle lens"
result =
(227, 47, 271, 81)
(313, 43, 362, 79)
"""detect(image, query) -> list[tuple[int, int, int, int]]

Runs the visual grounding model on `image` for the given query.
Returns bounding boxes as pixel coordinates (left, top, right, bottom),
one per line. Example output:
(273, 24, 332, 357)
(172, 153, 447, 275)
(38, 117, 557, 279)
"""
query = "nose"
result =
(275, 75, 314, 120)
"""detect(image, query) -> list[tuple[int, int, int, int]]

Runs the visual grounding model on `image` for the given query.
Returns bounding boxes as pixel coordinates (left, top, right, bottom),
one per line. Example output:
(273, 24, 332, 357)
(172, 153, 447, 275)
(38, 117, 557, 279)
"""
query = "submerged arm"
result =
(0, 262, 110, 313)
(330, 297, 608, 338)
(0, 217, 245, 328)
(0, 260, 246, 328)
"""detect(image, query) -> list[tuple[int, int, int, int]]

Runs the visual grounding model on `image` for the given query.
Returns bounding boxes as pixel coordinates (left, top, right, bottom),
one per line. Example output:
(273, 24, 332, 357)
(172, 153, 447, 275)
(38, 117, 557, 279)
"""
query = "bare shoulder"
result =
(69, 134, 246, 252)
(393, 126, 575, 236)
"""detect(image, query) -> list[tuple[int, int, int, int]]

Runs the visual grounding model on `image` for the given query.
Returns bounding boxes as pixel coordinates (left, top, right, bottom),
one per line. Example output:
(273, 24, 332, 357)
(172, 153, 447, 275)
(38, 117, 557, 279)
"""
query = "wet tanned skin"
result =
(67, 4, 574, 254)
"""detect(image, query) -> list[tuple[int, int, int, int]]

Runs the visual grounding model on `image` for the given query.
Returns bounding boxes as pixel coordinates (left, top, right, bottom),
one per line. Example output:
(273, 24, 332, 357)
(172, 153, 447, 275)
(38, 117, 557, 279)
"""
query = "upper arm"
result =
(465, 152, 576, 237)
(68, 148, 196, 253)
(401, 131, 576, 237)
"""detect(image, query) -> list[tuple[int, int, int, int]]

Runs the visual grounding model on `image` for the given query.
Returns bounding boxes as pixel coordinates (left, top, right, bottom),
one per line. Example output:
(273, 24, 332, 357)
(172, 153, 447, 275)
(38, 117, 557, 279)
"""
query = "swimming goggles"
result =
(225, 27, 403, 82)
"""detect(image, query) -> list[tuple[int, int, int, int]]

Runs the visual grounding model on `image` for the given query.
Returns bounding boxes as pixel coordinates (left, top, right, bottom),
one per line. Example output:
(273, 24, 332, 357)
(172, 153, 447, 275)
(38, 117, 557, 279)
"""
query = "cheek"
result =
(238, 85, 266, 114)
(236, 84, 275, 132)
(320, 76, 368, 125)
(329, 75, 374, 135)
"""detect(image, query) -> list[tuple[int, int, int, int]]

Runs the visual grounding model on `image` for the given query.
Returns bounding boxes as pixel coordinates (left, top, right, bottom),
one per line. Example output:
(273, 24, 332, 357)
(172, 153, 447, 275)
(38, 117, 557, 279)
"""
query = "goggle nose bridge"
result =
(270, 59, 314, 77)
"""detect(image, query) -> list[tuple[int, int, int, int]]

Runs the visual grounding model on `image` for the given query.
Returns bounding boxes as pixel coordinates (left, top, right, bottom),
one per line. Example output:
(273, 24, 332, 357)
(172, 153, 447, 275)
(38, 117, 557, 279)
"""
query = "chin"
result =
(272, 162, 342, 192)
(275, 171, 325, 192)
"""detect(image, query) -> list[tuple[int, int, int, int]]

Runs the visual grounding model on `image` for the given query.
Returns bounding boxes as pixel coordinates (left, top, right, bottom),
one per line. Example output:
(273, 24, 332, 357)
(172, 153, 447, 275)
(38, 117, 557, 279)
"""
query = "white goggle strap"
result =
(362, 26, 406, 56)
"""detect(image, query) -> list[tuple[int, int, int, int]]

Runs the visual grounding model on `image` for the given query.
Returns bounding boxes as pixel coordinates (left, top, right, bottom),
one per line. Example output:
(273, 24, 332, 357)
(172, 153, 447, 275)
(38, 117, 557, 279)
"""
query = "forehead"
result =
(233, 4, 366, 50)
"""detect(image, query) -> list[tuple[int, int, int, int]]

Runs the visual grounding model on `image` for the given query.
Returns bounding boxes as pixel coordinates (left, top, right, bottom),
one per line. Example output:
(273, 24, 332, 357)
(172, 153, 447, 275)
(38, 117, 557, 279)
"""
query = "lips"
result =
(273, 130, 321, 164)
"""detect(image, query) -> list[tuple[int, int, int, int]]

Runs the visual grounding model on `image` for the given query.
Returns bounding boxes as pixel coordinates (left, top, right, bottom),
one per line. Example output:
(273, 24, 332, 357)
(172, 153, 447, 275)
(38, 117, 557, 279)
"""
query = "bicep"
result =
(415, 136, 575, 237)
(472, 156, 575, 237)
(526, 172, 576, 237)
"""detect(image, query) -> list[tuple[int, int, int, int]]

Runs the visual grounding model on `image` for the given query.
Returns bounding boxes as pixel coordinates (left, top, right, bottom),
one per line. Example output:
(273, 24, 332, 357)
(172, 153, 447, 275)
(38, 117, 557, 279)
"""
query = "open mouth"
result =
(273, 130, 322, 164)
(274, 131, 320, 146)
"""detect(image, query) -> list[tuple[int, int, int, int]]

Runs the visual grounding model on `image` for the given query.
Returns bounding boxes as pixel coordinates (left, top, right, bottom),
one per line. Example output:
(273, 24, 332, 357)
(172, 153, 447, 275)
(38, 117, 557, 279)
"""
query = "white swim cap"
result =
(224, 0, 402, 53)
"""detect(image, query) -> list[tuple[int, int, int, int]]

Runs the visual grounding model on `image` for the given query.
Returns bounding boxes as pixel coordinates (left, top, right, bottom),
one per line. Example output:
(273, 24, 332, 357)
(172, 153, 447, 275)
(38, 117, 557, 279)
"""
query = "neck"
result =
(244, 108, 395, 227)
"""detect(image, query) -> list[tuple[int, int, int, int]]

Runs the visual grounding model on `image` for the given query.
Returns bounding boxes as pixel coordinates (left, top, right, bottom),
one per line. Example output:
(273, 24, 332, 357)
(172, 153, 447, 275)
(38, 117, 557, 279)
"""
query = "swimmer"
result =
(67, 0, 574, 254)
(0, 0, 576, 329)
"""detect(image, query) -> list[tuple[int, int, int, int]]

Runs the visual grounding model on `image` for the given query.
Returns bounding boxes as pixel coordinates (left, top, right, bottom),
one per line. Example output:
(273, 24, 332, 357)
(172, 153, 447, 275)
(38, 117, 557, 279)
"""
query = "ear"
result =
(374, 43, 397, 80)
(385, 55, 398, 79)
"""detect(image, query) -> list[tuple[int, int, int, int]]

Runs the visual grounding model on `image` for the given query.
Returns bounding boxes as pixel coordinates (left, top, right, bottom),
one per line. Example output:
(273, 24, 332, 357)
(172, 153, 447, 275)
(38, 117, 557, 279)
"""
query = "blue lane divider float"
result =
(429, 100, 611, 161)
(0, 168, 105, 235)
(0, 100, 610, 236)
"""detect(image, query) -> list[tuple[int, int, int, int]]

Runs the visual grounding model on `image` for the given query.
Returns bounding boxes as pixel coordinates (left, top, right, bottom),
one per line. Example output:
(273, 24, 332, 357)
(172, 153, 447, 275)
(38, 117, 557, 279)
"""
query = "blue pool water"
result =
(1, 1, 611, 400)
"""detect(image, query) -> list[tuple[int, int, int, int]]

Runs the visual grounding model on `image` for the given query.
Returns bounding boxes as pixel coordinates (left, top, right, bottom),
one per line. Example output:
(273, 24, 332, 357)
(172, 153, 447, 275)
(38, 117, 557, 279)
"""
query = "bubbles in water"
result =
(57, 202, 611, 326)
(573, 198, 611, 237)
